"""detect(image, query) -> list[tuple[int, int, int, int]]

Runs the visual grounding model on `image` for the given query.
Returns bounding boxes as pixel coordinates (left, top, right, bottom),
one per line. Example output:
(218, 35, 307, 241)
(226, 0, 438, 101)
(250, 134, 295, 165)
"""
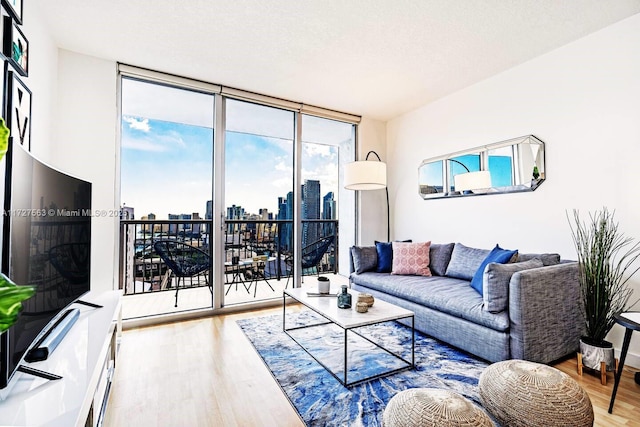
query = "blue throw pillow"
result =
(470, 245, 518, 295)
(375, 240, 411, 273)
(375, 241, 394, 273)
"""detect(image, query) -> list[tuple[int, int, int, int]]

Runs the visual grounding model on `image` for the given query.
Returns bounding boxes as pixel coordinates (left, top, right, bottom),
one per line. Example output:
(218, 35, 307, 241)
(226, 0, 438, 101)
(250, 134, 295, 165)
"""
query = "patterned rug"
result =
(237, 310, 492, 426)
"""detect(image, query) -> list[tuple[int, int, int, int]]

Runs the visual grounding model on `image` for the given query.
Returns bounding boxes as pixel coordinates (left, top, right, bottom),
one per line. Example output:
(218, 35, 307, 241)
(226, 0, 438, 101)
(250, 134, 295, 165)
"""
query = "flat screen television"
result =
(0, 141, 92, 389)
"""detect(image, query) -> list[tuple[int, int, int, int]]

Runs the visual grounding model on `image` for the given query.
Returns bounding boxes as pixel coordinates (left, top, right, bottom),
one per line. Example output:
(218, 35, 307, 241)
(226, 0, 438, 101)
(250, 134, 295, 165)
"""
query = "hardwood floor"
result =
(104, 306, 640, 427)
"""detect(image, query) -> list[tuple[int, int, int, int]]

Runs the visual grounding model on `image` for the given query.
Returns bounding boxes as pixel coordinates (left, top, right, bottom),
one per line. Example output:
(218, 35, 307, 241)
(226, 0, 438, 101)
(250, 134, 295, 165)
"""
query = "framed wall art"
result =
(3, 15, 27, 76)
(7, 71, 30, 150)
(0, 60, 6, 120)
(1, 0, 22, 25)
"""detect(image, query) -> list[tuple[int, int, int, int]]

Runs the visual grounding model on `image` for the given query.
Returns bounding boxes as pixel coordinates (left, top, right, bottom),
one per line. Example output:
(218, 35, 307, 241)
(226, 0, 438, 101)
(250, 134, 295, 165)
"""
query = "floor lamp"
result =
(344, 150, 389, 242)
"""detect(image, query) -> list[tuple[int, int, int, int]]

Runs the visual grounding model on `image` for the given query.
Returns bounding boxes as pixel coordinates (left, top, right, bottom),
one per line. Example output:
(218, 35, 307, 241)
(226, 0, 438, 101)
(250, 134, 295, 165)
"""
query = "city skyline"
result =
(120, 78, 351, 222)
(127, 185, 337, 222)
(121, 116, 339, 220)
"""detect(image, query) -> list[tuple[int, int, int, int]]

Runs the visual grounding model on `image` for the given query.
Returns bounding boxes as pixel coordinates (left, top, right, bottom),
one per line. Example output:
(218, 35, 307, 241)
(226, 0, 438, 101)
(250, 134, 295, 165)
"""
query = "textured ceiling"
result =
(35, 0, 640, 121)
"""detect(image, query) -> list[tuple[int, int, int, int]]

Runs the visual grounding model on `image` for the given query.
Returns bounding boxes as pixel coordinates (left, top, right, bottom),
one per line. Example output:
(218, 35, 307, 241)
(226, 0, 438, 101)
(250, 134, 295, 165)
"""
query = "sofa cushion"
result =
(375, 242, 393, 273)
(483, 258, 543, 313)
(429, 243, 455, 276)
(351, 246, 377, 274)
(391, 241, 431, 276)
(517, 253, 561, 266)
(350, 272, 510, 332)
(375, 240, 411, 273)
(445, 243, 491, 280)
(470, 245, 518, 295)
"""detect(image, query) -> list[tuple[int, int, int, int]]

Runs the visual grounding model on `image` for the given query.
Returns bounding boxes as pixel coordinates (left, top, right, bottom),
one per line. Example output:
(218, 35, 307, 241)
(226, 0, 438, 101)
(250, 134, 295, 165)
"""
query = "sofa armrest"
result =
(508, 262, 584, 363)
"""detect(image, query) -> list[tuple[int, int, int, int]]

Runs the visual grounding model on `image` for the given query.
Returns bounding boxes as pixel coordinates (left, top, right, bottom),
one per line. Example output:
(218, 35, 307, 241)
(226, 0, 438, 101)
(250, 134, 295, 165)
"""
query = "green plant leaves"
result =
(0, 274, 35, 333)
(0, 117, 9, 163)
(568, 208, 640, 344)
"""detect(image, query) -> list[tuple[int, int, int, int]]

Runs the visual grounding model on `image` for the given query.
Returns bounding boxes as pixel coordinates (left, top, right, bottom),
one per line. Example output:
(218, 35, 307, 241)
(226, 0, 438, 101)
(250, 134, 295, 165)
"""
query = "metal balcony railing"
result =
(119, 219, 338, 297)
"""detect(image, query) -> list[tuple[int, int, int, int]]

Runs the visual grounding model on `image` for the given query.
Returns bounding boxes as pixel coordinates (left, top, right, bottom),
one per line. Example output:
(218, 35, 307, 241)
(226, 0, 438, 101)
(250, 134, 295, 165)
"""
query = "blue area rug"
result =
(237, 310, 493, 426)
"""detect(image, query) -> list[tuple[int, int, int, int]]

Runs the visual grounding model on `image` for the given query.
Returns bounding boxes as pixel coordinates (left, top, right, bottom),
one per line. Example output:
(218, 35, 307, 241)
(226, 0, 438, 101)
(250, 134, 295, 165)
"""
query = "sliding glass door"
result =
(222, 99, 294, 305)
(118, 67, 358, 318)
(120, 77, 215, 317)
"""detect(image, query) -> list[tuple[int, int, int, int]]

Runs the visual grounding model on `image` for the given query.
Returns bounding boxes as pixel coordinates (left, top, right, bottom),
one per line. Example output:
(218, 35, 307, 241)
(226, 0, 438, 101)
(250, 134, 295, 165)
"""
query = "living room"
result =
(2, 1, 640, 426)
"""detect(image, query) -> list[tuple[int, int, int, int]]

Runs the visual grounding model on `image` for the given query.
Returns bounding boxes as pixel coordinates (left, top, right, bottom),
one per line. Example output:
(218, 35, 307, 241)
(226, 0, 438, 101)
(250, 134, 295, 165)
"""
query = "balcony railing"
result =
(119, 219, 339, 299)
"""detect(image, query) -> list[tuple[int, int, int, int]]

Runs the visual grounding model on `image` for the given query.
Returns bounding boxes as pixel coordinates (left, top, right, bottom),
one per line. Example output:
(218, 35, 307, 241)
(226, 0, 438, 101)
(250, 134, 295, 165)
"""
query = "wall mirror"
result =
(418, 135, 545, 199)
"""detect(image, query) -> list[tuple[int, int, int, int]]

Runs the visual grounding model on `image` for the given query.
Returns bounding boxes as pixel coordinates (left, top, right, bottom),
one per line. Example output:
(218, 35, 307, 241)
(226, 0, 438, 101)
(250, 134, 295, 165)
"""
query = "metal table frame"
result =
(283, 292, 414, 387)
(608, 311, 640, 413)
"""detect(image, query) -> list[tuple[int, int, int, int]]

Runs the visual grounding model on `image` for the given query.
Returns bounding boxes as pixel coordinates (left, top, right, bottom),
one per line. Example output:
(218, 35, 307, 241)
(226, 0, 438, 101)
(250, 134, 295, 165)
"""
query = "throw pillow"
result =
(391, 241, 432, 276)
(375, 240, 411, 273)
(351, 246, 377, 274)
(445, 243, 491, 280)
(429, 243, 455, 276)
(516, 253, 561, 266)
(470, 245, 518, 295)
(483, 258, 543, 313)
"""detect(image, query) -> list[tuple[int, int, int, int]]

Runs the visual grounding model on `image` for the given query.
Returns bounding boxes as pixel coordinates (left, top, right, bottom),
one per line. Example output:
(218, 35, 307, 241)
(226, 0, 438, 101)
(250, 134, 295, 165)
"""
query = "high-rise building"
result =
(168, 213, 192, 234)
(276, 192, 294, 250)
(303, 180, 321, 245)
(226, 205, 244, 220)
(226, 205, 244, 235)
(322, 191, 336, 236)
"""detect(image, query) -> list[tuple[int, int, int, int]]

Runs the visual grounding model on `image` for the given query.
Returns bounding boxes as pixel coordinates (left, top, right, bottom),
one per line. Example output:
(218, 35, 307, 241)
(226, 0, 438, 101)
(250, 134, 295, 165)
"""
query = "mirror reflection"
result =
(418, 135, 545, 199)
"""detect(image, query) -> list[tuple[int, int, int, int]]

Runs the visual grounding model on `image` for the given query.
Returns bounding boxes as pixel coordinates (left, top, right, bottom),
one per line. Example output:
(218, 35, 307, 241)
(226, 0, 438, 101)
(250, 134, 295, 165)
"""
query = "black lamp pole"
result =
(364, 150, 390, 242)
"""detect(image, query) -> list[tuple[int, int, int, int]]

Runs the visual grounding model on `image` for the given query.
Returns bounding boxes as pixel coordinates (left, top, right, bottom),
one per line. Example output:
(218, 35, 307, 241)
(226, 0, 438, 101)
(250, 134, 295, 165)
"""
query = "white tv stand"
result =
(0, 290, 122, 427)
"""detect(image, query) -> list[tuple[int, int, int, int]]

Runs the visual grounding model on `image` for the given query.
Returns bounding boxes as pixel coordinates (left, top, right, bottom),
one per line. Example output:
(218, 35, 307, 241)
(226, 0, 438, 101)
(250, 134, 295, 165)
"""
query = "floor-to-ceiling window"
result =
(118, 66, 358, 319)
(301, 115, 355, 278)
(223, 99, 294, 305)
(119, 77, 214, 318)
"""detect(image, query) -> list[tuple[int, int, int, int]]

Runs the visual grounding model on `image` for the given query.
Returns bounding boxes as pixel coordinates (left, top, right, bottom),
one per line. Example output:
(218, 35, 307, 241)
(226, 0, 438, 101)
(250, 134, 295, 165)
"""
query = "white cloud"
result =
(275, 160, 292, 172)
(304, 143, 332, 157)
(123, 116, 151, 132)
(121, 136, 167, 152)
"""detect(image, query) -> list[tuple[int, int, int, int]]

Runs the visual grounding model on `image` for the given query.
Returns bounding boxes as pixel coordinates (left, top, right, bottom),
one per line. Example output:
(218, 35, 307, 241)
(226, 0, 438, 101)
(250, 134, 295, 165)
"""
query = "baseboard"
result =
(615, 348, 640, 371)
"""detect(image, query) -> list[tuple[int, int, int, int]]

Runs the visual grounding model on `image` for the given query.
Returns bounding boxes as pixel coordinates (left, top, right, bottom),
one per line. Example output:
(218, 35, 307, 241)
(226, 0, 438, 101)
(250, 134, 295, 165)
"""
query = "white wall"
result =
(20, 1, 59, 161)
(15, 6, 118, 295)
(52, 50, 118, 293)
(357, 117, 387, 245)
(387, 13, 640, 366)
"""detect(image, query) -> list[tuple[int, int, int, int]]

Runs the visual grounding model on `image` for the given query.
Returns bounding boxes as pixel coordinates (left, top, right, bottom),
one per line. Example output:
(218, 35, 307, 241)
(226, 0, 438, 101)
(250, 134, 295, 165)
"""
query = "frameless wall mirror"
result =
(418, 135, 545, 200)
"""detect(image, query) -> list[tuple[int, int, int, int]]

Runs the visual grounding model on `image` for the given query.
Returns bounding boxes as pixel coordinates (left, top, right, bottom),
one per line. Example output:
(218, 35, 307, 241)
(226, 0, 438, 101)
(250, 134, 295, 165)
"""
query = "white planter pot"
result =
(317, 277, 330, 294)
(579, 338, 616, 372)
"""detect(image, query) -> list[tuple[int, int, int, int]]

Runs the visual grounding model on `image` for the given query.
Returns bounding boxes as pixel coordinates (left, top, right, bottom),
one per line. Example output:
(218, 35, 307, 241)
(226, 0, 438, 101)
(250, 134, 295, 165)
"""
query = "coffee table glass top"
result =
(284, 287, 414, 329)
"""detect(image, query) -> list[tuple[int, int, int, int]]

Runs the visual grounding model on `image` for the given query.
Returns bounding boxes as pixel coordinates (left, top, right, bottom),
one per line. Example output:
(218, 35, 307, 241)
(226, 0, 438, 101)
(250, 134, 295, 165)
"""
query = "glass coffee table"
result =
(283, 287, 414, 387)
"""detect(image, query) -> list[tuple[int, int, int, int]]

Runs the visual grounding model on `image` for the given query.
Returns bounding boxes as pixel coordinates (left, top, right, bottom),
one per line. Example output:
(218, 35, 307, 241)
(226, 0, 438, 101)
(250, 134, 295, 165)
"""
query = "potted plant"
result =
(569, 208, 640, 373)
(0, 273, 35, 333)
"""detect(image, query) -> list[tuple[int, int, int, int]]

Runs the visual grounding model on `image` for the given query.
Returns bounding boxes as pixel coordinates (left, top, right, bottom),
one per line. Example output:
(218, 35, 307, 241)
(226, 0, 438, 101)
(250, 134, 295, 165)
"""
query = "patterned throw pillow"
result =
(375, 240, 412, 273)
(391, 241, 432, 276)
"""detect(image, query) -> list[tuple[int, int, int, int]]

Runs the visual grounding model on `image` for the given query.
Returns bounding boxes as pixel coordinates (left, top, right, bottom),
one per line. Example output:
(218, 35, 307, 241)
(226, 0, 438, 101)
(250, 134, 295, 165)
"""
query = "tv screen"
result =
(0, 142, 92, 389)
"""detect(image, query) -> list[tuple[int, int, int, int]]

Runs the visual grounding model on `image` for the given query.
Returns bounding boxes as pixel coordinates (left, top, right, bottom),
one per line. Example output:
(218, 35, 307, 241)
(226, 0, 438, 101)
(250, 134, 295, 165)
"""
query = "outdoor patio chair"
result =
(153, 240, 211, 307)
(284, 235, 335, 288)
(246, 255, 275, 297)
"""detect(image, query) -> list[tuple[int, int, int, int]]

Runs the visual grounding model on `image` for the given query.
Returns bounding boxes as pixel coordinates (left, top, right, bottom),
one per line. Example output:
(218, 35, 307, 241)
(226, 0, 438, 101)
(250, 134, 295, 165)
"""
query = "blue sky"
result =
(121, 116, 338, 219)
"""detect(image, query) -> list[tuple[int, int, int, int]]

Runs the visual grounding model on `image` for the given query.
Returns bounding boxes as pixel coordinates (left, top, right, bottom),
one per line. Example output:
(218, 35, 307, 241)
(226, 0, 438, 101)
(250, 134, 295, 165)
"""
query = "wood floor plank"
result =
(104, 306, 640, 426)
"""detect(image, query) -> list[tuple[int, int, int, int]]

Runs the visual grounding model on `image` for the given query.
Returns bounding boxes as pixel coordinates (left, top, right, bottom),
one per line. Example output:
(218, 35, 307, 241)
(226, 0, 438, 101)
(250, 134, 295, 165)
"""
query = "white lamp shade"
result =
(344, 160, 387, 190)
(454, 170, 492, 192)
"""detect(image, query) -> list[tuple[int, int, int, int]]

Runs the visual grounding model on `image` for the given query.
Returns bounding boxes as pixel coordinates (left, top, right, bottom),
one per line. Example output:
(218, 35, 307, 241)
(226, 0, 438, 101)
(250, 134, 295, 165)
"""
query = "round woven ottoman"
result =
(479, 360, 593, 427)
(383, 388, 493, 427)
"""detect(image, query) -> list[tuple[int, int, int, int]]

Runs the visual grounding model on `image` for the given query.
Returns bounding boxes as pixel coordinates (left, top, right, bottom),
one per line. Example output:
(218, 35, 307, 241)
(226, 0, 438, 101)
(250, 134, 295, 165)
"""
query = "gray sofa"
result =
(349, 242, 583, 364)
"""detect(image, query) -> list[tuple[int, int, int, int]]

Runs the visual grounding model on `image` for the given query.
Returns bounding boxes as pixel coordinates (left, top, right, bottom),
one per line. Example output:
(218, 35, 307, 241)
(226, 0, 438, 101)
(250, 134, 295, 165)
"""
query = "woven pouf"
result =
(479, 360, 594, 427)
(383, 388, 493, 427)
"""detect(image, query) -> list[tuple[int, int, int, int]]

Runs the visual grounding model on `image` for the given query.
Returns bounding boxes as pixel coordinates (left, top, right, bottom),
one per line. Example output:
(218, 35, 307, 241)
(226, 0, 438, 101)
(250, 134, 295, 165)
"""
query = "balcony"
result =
(119, 219, 341, 319)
